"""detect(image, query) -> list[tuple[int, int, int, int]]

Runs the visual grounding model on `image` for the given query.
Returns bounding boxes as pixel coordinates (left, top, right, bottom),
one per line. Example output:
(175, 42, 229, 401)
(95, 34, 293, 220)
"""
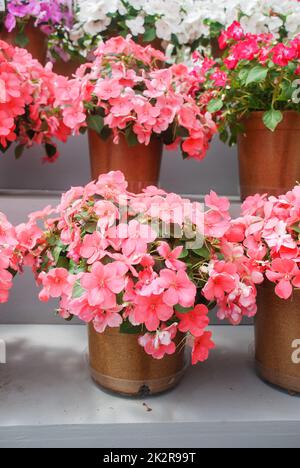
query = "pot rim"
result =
(240, 110, 300, 131)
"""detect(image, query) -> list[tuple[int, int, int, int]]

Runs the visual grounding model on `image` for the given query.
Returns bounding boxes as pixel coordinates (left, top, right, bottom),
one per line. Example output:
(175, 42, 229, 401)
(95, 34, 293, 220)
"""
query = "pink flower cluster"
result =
(21, 170, 255, 365)
(0, 213, 17, 303)
(0, 210, 43, 303)
(238, 186, 300, 301)
(192, 22, 300, 143)
(218, 21, 300, 70)
(58, 36, 216, 161)
(0, 40, 71, 162)
(202, 185, 300, 325)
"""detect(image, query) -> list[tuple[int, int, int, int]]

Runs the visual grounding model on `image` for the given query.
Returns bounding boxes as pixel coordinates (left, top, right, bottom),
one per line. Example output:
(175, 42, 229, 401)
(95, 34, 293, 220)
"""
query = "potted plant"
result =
(57, 36, 216, 192)
(0, 0, 73, 64)
(206, 186, 300, 393)
(23, 171, 249, 397)
(0, 40, 73, 162)
(193, 22, 300, 200)
(238, 187, 300, 393)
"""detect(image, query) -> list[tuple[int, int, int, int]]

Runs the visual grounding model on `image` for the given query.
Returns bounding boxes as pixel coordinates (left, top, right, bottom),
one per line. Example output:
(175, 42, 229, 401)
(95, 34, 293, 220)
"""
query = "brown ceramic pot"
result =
(0, 21, 47, 64)
(255, 282, 300, 393)
(238, 111, 300, 200)
(88, 324, 187, 397)
(52, 59, 82, 78)
(88, 130, 163, 193)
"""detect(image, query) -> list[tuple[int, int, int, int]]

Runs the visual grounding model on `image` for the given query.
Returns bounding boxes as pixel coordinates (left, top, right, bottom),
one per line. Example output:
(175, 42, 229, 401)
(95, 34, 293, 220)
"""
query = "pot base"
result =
(88, 324, 187, 397)
(90, 364, 187, 398)
(255, 283, 300, 394)
(256, 360, 300, 395)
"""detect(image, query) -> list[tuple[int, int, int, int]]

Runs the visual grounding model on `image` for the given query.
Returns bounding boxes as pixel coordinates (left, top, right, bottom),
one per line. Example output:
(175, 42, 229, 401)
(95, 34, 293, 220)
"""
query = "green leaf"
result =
(15, 31, 29, 48)
(56, 257, 70, 269)
(84, 222, 97, 234)
(72, 281, 85, 299)
(238, 68, 250, 85)
(174, 304, 194, 314)
(245, 66, 268, 85)
(143, 28, 156, 43)
(292, 224, 300, 234)
(263, 109, 283, 132)
(207, 98, 223, 113)
(178, 248, 189, 259)
(192, 246, 210, 260)
(53, 246, 62, 264)
(125, 127, 139, 147)
(120, 319, 143, 335)
(87, 115, 104, 134)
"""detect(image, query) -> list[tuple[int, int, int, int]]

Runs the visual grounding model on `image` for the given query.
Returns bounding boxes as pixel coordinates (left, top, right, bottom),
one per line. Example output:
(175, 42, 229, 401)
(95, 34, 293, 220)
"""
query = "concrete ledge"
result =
(0, 325, 299, 448)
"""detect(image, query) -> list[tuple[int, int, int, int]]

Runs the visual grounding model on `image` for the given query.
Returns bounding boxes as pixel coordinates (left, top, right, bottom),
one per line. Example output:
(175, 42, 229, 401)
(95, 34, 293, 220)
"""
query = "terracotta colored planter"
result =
(52, 59, 82, 78)
(210, 38, 223, 59)
(238, 111, 300, 200)
(255, 283, 300, 393)
(138, 37, 163, 52)
(88, 130, 163, 193)
(88, 324, 187, 397)
(0, 21, 47, 64)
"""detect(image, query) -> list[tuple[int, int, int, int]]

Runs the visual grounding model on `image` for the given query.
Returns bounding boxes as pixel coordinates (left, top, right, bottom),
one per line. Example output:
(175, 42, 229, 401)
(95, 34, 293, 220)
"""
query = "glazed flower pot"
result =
(0, 21, 47, 64)
(255, 282, 300, 393)
(88, 324, 187, 397)
(238, 111, 300, 200)
(88, 130, 163, 193)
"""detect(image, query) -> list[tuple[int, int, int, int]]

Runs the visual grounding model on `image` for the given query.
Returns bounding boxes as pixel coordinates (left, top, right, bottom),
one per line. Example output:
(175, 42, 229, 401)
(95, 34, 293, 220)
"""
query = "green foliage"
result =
(120, 319, 143, 335)
(87, 115, 105, 134)
(199, 41, 300, 145)
(263, 109, 283, 131)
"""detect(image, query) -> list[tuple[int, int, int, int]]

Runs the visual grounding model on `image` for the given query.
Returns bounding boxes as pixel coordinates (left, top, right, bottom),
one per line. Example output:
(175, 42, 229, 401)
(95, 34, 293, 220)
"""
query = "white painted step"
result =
(0, 325, 299, 448)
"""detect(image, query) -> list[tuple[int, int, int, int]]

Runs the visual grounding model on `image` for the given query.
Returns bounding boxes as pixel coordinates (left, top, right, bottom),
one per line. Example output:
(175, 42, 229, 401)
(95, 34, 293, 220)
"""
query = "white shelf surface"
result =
(0, 325, 300, 448)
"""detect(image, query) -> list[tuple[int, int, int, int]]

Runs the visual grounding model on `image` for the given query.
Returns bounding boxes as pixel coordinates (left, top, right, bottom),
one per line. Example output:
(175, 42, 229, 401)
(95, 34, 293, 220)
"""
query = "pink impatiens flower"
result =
(203, 262, 238, 301)
(266, 259, 300, 300)
(158, 269, 197, 308)
(157, 241, 186, 271)
(39, 268, 71, 301)
(138, 324, 178, 360)
(0, 269, 13, 303)
(191, 332, 215, 365)
(132, 294, 174, 331)
(80, 232, 108, 264)
(81, 261, 128, 309)
(176, 304, 210, 337)
(93, 308, 123, 334)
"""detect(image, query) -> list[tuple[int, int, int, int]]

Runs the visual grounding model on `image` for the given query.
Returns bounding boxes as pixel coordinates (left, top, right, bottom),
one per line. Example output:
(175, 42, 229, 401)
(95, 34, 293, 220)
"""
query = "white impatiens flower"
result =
(198, 0, 300, 38)
(69, 0, 300, 61)
(125, 15, 145, 36)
